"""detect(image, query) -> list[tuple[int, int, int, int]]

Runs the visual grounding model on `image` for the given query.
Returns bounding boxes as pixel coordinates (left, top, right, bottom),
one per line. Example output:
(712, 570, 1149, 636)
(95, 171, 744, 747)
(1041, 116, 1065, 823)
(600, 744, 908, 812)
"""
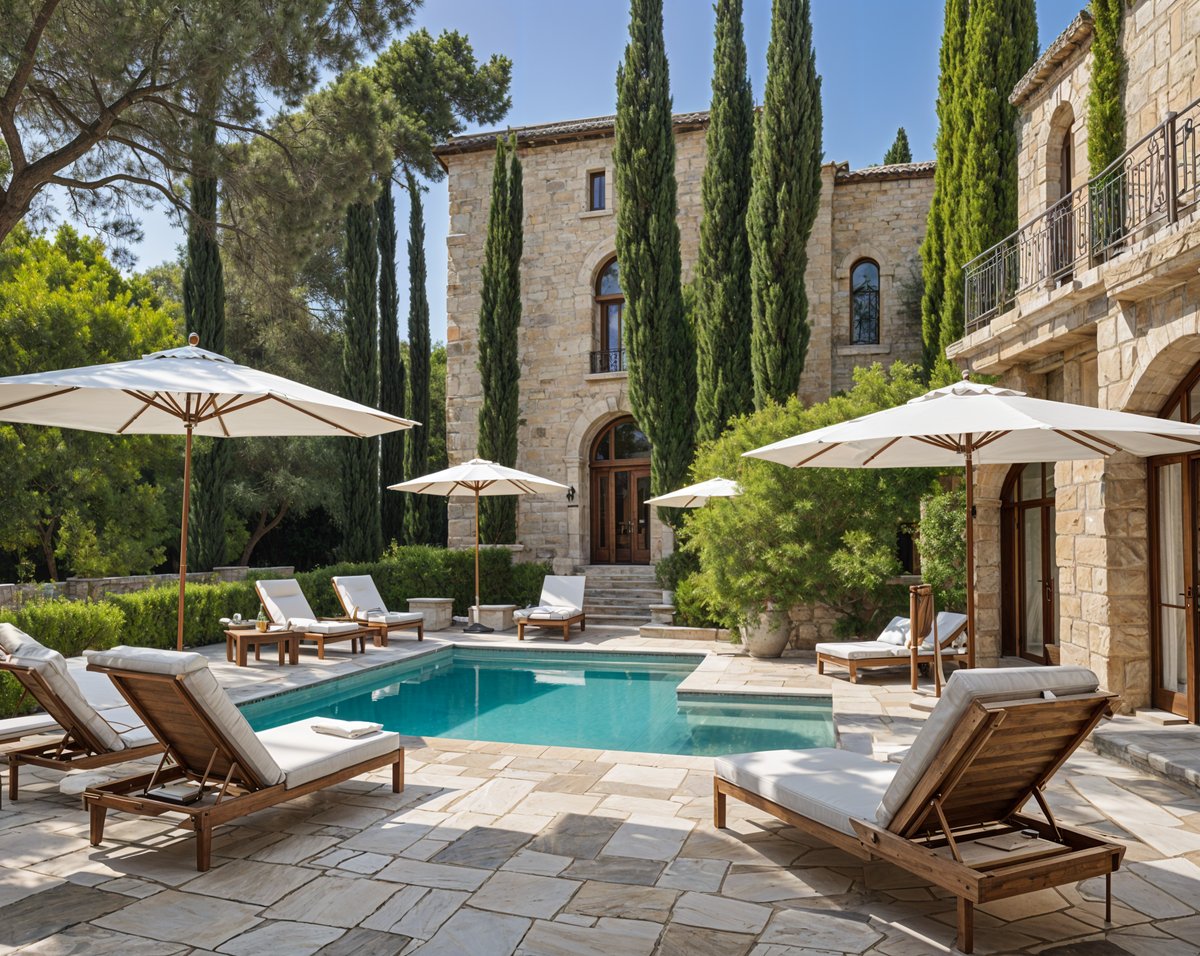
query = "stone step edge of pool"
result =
(639, 623, 734, 642)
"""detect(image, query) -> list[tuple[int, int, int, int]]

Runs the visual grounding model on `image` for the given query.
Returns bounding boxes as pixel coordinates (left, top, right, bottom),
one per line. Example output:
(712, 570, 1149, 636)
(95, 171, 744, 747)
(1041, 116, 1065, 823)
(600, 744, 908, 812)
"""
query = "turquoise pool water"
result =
(240, 648, 833, 757)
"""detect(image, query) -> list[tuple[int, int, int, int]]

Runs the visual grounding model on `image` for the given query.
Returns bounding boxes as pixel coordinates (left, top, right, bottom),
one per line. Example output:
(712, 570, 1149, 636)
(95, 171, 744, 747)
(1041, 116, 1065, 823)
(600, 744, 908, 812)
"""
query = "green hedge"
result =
(0, 600, 125, 716)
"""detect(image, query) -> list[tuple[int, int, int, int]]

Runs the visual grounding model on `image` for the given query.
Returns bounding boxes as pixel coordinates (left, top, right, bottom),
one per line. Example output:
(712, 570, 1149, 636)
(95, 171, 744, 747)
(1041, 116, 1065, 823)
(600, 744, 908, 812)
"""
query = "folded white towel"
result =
(310, 718, 383, 739)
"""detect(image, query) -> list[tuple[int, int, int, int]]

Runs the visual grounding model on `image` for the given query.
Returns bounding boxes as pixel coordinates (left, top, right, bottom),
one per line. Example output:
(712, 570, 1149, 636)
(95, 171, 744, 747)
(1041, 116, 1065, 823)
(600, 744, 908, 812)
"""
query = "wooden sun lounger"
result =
(82, 646, 403, 871)
(514, 575, 587, 641)
(331, 574, 425, 647)
(714, 667, 1124, 954)
(0, 653, 161, 802)
(255, 579, 375, 659)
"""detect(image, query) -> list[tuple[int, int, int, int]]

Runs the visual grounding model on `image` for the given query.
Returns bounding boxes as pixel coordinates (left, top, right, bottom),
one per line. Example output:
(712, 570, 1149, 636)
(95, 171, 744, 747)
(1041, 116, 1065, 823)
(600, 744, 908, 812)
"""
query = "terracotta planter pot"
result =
(739, 609, 790, 659)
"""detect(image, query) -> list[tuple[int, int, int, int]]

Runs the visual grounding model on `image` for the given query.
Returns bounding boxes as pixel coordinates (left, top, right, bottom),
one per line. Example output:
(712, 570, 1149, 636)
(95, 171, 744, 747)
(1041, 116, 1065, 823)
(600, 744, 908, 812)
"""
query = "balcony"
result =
(589, 348, 627, 374)
(963, 95, 1200, 335)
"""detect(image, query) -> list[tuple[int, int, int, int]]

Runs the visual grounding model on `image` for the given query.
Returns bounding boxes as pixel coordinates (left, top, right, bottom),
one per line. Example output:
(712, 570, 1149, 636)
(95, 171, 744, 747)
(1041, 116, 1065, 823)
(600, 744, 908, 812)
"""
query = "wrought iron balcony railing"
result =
(590, 348, 627, 374)
(963, 95, 1200, 334)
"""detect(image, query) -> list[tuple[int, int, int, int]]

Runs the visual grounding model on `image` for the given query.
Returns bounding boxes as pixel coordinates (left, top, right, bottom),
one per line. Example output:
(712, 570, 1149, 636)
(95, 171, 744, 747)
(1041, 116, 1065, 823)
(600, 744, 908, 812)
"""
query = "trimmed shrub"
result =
(105, 580, 262, 650)
(0, 599, 124, 716)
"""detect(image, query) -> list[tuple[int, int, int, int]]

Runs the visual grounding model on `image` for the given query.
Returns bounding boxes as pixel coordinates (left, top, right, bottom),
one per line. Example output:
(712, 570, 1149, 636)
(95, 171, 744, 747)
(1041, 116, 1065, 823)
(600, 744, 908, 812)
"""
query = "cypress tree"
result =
(919, 0, 968, 372)
(883, 127, 912, 165)
(748, 0, 822, 408)
(403, 171, 433, 545)
(695, 0, 754, 445)
(942, 0, 1037, 355)
(477, 137, 523, 543)
(614, 0, 695, 503)
(339, 200, 382, 562)
(1088, 0, 1126, 174)
(183, 119, 229, 571)
(377, 179, 406, 547)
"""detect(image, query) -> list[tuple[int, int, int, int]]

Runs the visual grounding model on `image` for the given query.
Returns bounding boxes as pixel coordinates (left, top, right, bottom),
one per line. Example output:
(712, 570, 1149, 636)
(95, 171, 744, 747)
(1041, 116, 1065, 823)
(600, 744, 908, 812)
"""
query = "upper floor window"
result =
(588, 171, 606, 211)
(592, 258, 625, 372)
(850, 259, 880, 345)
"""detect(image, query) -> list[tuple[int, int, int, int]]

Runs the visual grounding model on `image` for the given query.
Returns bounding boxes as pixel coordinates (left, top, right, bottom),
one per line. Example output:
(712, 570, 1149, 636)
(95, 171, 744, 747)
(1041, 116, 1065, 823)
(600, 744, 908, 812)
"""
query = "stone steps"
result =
(577, 564, 659, 627)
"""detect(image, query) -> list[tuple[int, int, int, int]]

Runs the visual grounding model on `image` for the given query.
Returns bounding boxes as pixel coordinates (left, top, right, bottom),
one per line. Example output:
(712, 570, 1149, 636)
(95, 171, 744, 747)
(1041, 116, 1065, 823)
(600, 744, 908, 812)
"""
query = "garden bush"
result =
(919, 487, 967, 612)
(0, 599, 124, 716)
(683, 363, 941, 636)
(105, 580, 262, 650)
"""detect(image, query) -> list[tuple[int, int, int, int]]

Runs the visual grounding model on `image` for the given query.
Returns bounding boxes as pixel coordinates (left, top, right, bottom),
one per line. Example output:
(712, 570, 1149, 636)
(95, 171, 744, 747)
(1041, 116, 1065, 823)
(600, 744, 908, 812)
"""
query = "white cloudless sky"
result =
(62, 0, 1085, 345)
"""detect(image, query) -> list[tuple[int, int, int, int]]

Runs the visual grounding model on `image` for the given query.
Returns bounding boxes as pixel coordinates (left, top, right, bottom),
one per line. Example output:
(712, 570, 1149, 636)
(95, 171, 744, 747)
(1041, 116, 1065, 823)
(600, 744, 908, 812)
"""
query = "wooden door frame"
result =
(1000, 463, 1056, 664)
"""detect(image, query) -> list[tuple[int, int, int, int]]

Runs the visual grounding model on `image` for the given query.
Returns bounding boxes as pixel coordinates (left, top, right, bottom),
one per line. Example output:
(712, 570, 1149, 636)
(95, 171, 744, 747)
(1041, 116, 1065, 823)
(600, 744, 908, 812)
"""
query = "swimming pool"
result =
(240, 648, 834, 757)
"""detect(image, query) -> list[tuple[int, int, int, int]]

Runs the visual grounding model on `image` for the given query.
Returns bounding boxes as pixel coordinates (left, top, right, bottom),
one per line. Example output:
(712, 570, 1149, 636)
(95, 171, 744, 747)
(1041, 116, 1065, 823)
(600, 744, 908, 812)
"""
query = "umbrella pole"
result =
(177, 424, 193, 652)
(965, 441, 976, 669)
(463, 485, 494, 634)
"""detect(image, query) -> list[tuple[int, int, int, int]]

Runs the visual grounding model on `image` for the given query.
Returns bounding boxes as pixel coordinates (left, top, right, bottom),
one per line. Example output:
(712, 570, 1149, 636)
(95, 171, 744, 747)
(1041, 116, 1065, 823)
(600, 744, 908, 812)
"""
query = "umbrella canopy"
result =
(0, 335, 417, 649)
(744, 376, 1200, 672)
(390, 459, 567, 633)
(645, 476, 742, 508)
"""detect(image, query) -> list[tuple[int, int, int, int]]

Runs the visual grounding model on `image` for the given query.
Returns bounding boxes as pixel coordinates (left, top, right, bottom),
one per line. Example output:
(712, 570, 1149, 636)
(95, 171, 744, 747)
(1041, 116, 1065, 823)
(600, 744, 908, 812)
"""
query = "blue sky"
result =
(112, 0, 1085, 344)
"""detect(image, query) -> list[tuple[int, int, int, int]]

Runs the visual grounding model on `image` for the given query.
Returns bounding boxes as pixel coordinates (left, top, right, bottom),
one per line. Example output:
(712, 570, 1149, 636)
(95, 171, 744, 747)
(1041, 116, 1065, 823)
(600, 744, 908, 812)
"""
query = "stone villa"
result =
(435, 115, 934, 581)
(948, 0, 1200, 719)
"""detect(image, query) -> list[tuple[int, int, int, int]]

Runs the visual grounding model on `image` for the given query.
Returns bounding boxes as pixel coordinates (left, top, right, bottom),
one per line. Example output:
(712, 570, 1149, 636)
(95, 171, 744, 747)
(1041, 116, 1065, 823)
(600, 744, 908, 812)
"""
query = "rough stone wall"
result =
(1124, 0, 1200, 141)
(0, 566, 294, 609)
(828, 174, 934, 395)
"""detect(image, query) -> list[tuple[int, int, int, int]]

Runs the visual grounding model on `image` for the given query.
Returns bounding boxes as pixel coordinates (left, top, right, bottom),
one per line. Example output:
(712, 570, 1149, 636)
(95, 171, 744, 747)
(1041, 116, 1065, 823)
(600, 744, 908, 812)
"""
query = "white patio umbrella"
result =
(646, 476, 742, 508)
(0, 334, 417, 650)
(745, 375, 1200, 668)
(389, 459, 567, 633)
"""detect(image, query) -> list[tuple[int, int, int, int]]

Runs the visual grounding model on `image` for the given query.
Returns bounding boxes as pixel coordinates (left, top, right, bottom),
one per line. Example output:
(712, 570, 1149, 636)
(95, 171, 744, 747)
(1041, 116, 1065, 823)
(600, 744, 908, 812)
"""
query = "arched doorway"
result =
(590, 416, 651, 564)
(1001, 462, 1059, 662)
(1149, 360, 1200, 720)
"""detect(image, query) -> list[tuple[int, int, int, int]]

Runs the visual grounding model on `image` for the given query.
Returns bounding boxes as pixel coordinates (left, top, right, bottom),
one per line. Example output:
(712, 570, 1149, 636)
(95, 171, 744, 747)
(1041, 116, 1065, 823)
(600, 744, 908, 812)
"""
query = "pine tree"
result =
(339, 200, 382, 562)
(883, 127, 912, 165)
(919, 0, 968, 372)
(942, 0, 1037, 356)
(614, 0, 695, 503)
(403, 171, 433, 545)
(748, 0, 823, 408)
(477, 137, 523, 543)
(183, 119, 229, 571)
(377, 179, 406, 547)
(1088, 0, 1126, 174)
(695, 0, 754, 445)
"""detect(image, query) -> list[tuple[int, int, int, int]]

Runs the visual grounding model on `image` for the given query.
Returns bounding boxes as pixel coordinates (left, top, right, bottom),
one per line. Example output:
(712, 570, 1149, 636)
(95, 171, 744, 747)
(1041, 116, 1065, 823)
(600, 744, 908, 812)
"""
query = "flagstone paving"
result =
(3, 628, 1200, 953)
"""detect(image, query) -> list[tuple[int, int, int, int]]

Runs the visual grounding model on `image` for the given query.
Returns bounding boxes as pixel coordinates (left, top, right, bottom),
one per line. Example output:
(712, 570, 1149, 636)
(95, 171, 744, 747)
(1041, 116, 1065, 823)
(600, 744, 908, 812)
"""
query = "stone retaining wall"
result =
(0, 565, 294, 609)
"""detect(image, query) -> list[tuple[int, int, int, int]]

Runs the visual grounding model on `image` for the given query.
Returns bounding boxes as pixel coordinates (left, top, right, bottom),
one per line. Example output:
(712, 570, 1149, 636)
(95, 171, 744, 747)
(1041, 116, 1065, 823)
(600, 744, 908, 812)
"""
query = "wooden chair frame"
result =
(254, 581, 374, 659)
(330, 576, 424, 647)
(714, 691, 1124, 954)
(517, 613, 586, 642)
(82, 662, 403, 871)
(0, 658, 162, 801)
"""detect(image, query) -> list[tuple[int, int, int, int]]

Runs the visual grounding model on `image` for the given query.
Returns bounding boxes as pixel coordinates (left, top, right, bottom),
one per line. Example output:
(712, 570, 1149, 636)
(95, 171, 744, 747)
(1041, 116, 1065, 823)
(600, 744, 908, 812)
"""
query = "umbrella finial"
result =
(188, 332, 200, 347)
(961, 368, 970, 381)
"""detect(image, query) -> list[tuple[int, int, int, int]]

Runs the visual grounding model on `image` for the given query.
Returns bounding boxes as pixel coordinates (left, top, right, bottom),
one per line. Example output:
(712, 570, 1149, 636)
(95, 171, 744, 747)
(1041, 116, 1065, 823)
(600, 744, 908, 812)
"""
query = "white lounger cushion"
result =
(0, 622, 42, 657)
(13, 646, 125, 753)
(365, 611, 423, 626)
(257, 579, 319, 628)
(716, 749, 897, 836)
(539, 576, 585, 612)
(875, 665, 1100, 828)
(876, 616, 909, 646)
(86, 646, 286, 787)
(814, 640, 909, 662)
(918, 612, 969, 650)
(515, 606, 581, 621)
(331, 575, 390, 621)
(257, 720, 400, 789)
(290, 618, 360, 636)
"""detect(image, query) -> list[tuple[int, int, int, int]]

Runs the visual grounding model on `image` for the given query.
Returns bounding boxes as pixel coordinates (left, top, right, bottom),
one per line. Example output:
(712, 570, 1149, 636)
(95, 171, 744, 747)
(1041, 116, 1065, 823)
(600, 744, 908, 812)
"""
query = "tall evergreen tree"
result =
(1088, 0, 1126, 174)
(941, 0, 1037, 356)
(403, 170, 433, 545)
(883, 127, 913, 165)
(477, 137, 524, 543)
(919, 0, 968, 372)
(377, 179, 406, 547)
(748, 0, 823, 408)
(695, 0, 755, 445)
(339, 200, 382, 561)
(184, 119, 229, 571)
(614, 0, 695, 504)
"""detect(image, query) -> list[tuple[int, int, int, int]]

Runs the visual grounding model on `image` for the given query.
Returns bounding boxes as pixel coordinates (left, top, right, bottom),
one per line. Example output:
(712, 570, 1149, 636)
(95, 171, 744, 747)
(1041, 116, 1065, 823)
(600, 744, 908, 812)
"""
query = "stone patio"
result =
(2, 627, 1200, 954)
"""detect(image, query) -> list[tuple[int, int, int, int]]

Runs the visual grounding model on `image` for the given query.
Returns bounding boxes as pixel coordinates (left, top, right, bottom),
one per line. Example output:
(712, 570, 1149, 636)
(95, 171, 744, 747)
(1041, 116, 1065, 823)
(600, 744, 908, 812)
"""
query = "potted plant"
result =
(739, 603, 791, 659)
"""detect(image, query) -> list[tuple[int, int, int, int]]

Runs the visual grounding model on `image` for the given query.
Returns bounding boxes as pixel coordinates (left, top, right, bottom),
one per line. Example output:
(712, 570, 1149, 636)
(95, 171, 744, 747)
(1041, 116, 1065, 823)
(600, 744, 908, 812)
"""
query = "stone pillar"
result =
(972, 494, 1004, 666)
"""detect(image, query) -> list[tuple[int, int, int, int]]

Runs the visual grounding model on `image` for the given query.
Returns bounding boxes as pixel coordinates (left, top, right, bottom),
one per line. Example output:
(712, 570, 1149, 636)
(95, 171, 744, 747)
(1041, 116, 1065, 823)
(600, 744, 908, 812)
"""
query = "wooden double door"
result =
(589, 417, 652, 565)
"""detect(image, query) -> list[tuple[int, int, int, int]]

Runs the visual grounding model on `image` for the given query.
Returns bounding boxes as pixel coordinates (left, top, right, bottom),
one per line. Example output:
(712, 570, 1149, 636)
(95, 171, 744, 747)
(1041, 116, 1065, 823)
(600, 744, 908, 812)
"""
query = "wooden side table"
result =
(224, 627, 299, 667)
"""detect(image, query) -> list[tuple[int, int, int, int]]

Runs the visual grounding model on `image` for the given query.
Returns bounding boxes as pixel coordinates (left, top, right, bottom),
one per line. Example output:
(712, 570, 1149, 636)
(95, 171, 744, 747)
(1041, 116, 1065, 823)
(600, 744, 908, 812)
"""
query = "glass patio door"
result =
(1152, 459, 1195, 719)
(1005, 463, 1058, 662)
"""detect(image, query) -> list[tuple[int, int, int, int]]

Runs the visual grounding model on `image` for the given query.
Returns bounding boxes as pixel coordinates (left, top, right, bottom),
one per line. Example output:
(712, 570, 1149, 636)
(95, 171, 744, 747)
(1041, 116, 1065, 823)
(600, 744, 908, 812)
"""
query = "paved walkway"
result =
(2, 629, 1199, 954)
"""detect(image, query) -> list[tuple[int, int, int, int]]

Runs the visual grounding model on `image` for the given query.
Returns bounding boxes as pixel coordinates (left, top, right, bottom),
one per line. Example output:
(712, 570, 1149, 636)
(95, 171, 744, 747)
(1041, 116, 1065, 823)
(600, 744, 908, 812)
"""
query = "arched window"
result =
(593, 258, 625, 372)
(850, 259, 880, 345)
